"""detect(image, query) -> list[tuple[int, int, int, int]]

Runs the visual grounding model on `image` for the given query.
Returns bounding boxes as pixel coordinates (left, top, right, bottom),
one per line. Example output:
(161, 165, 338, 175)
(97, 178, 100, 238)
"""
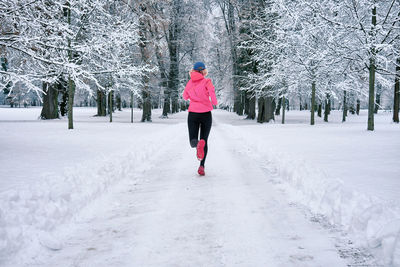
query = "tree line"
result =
(1, 0, 399, 131)
(1, 0, 210, 128)
(217, 0, 399, 130)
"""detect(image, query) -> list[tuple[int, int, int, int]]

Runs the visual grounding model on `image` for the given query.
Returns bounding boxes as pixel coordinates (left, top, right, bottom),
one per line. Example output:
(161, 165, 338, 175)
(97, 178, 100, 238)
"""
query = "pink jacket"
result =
(183, 71, 218, 113)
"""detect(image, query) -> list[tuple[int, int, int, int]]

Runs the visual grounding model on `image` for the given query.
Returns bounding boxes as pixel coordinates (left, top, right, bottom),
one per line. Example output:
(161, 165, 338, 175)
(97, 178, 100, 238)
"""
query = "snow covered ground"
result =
(218, 110, 400, 266)
(0, 107, 399, 266)
(0, 107, 182, 192)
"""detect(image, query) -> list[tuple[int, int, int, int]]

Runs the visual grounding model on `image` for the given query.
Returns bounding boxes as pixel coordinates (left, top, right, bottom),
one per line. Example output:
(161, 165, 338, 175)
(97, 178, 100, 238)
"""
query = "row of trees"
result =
(1, 0, 399, 130)
(1, 0, 149, 128)
(1, 0, 212, 127)
(216, 0, 400, 130)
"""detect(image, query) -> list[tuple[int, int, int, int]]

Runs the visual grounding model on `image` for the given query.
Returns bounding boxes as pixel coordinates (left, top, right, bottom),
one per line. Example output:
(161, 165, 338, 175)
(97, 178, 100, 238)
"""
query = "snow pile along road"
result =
(223, 124, 400, 266)
(0, 123, 182, 264)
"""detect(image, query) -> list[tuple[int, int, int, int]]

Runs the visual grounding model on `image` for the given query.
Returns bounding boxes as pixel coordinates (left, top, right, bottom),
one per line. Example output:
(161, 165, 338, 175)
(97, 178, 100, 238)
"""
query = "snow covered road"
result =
(20, 115, 349, 267)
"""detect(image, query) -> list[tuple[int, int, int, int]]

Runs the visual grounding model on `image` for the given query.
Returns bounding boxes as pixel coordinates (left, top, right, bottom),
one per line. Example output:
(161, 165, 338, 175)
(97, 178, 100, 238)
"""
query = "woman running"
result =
(183, 62, 218, 176)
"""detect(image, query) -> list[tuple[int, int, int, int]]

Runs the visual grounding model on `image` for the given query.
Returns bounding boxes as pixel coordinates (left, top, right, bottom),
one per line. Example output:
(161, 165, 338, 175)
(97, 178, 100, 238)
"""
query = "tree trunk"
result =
(40, 82, 59, 119)
(141, 89, 152, 122)
(356, 99, 360, 115)
(246, 95, 256, 120)
(116, 93, 122, 111)
(96, 89, 106, 116)
(131, 91, 134, 123)
(275, 97, 282, 115)
(374, 83, 381, 114)
(317, 103, 322, 117)
(235, 91, 244, 115)
(348, 91, 355, 114)
(281, 95, 286, 124)
(367, 56, 376, 131)
(59, 79, 68, 117)
(67, 76, 75, 129)
(310, 81, 316, 125)
(299, 95, 303, 110)
(109, 90, 113, 123)
(342, 90, 347, 122)
(393, 57, 400, 123)
(1, 53, 11, 95)
(162, 90, 170, 117)
(324, 94, 331, 122)
(244, 91, 249, 115)
(257, 97, 265, 123)
(367, 6, 376, 131)
(266, 96, 275, 122)
(107, 90, 114, 114)
(257, 95, 274, 123)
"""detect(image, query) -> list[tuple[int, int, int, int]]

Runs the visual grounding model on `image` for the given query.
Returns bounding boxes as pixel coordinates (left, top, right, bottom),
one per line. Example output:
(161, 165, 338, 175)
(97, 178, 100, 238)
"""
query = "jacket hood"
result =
(190, 71, 204, 81)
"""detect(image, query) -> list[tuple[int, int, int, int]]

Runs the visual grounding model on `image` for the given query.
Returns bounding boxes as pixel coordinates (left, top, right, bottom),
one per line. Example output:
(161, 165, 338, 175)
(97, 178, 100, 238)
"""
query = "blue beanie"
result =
(193, 61, 206, 71)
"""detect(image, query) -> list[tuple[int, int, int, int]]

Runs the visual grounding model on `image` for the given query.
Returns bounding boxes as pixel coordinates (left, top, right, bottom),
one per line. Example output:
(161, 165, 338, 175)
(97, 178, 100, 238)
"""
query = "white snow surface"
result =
(0, 107, 399, 266)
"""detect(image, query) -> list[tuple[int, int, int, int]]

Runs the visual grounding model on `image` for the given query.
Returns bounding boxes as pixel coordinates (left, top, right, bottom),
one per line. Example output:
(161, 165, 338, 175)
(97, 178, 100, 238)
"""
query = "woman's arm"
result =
(206, 79, 218, 106)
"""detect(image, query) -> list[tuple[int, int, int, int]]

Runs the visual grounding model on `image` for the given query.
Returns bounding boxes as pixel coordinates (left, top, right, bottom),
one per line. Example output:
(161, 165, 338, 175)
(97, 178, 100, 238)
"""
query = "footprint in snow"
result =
(290, 254, 314, 262)
(289, 235, 302, 240)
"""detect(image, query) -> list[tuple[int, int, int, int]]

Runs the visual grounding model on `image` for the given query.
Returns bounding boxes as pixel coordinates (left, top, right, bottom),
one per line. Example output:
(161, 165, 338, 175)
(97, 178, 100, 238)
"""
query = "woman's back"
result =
(183, 71, 218, 113)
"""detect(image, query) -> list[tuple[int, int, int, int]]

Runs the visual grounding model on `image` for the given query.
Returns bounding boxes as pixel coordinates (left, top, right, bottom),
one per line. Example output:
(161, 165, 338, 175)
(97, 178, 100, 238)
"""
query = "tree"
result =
(1, 1, 144, 128)
(243, 0, 278, 123)
(167, 0, 182, 114)
(393, 58, 400, 123)
(320, 0, 400, 130)
(342, 90, 347, 122)
(137, 3, 153, 122)
(237, 0, 262, 119)
(217, 0, 242, 115)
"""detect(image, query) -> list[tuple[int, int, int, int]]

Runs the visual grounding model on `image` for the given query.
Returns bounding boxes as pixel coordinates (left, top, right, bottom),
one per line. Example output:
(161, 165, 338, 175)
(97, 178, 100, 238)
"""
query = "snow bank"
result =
(0, 125, 178, 264)
(224, 125, 400, 266)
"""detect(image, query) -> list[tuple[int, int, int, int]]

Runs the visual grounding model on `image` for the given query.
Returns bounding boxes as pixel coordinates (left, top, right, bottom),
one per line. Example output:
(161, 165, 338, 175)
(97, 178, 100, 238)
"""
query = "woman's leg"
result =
(187, 112, 200, 148)
(199, 112, 212, 166)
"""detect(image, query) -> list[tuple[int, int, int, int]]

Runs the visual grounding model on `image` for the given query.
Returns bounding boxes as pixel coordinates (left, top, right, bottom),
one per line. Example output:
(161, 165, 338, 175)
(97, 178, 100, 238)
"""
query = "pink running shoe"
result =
(198, 166, 205, 176)
(196, 139, 205, 161)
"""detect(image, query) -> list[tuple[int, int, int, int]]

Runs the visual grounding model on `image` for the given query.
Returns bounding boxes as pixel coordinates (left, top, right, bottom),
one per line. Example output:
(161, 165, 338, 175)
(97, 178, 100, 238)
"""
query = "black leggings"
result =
(187, 111, 212, 166)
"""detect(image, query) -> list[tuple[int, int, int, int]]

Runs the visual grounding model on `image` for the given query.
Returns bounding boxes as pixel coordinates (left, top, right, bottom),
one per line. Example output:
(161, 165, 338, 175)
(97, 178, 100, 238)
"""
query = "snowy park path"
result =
(27, 115, 348, 267)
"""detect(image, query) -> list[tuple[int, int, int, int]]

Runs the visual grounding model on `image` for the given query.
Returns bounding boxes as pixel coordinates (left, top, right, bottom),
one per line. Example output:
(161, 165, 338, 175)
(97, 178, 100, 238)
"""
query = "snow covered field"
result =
(0, 107, 399, 266)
